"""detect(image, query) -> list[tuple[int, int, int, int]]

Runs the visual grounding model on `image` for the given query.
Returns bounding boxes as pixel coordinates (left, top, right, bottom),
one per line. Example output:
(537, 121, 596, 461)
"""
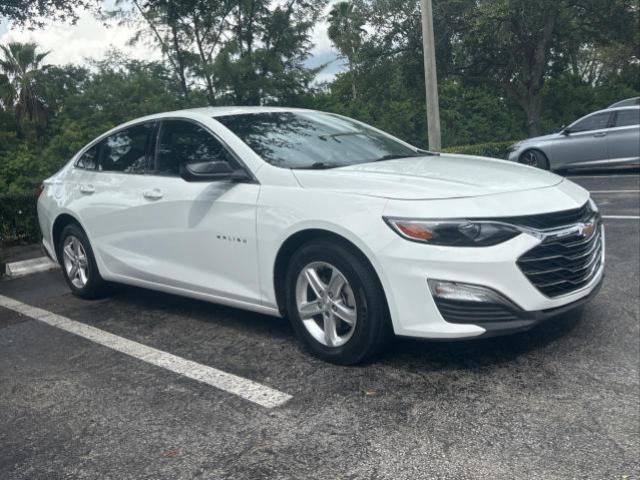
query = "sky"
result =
(0, 2, 345, 83)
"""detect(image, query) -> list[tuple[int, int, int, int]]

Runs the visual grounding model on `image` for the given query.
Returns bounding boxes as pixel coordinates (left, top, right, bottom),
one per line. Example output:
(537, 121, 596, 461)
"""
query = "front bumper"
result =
(375, 184, 603, 340)
(433, 273, 603, 339)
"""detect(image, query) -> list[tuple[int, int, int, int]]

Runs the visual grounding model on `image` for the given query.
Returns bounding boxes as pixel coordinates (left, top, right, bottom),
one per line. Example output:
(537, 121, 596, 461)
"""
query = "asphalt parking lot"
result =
(1, 171, 639, 480)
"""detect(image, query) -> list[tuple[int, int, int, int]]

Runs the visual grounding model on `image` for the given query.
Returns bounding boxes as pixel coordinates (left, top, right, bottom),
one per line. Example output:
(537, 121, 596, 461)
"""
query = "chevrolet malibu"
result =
(37, 107, 605, 364)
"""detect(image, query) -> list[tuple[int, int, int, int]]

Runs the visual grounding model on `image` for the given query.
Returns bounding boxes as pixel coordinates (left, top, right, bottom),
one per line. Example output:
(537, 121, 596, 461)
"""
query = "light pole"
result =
(420, 0, 441, 151)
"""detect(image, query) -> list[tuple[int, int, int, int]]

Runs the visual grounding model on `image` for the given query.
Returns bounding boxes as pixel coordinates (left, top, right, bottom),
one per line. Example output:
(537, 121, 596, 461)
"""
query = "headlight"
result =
(588, 197, 599, 212)
(507, 142, 522, 152)
(383, 218, 521, 246)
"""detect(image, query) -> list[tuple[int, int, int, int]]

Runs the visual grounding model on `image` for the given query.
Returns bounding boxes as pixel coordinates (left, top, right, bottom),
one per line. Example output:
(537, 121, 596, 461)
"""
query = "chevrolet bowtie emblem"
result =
(580, 221, 596, 238)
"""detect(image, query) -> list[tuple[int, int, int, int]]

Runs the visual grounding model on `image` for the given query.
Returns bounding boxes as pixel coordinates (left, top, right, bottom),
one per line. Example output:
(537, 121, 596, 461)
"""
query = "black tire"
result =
(284, 239, 391, 365)
(519, 149, 549, 170)
(57, 223, 111, 299)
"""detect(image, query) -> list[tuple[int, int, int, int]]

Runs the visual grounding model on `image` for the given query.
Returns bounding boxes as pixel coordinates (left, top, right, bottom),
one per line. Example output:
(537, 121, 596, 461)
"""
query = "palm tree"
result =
(0, 42, 50, 138)
(327, 1, 365, 100)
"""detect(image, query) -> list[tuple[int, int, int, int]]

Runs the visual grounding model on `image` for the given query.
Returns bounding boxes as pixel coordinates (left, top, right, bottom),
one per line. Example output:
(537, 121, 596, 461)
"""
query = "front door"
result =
(129, 119, 262, 305)
(552, 111, 612, 168)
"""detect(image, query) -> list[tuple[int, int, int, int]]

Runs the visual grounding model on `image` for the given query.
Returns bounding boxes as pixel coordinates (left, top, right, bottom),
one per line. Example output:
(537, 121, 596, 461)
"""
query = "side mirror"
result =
(180, 160, 251, 182)
(561, 127, 572, 135)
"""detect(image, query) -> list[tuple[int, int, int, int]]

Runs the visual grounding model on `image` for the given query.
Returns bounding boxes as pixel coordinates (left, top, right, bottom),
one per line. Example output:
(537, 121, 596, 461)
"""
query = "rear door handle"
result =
(143, 189, 163, 200)
(592, 132, 606, 137)
(79, 184, 95, 194)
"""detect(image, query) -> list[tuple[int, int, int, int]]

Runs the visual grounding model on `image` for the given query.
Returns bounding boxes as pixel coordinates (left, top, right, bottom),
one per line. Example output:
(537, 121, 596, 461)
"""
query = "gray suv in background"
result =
(507, 106, 640, 171)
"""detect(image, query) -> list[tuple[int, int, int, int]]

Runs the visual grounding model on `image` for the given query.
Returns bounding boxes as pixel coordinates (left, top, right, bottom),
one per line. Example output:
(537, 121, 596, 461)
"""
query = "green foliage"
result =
(442, 140, 516, 159)
(0, 0, 95, 28)
(0, 53, 197, 194)
(0, 192, 40, 245)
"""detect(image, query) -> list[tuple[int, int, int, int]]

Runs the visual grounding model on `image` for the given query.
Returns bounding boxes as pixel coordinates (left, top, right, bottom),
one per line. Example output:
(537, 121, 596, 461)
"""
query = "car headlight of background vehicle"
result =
(383, 218, 521, 246)
(507, 142, 523, 152)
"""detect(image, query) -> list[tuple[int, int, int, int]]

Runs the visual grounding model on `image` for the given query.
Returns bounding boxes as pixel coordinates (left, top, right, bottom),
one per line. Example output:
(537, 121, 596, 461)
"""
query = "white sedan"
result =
(37, 107, 604, 364)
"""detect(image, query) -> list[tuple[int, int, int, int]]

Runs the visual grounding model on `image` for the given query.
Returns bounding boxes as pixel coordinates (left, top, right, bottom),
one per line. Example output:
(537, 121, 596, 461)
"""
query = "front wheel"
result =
(519, 149, 549, 170)
(284, 240, 390, 365)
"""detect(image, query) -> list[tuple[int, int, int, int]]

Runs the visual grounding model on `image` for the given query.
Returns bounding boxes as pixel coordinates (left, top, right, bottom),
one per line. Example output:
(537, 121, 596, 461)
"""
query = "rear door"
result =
(76, 121, 158, 277)
(607, 109, 640, 164)
(551, 111, 612, 168)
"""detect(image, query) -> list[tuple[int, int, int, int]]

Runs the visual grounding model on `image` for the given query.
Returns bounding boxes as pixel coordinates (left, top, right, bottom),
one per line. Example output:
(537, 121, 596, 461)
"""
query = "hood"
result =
(292, 154, 564, 200)
(518, 132, 561, 144)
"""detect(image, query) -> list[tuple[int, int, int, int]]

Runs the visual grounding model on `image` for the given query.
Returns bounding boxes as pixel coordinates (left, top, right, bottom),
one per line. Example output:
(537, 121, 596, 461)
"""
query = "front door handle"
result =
(79, 184, 95, 194)
(592, 132, 606, 137)
(143, 189, 164, 200)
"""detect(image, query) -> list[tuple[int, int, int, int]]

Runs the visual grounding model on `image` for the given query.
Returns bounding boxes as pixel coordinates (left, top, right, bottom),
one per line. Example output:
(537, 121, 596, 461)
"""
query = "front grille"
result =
(492, 202, 593, 230)
(517, 220, 603, 297)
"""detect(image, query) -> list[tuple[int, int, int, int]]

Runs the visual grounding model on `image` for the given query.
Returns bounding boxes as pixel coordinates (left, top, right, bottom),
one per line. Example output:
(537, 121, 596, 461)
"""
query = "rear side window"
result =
(614, 109, 640, 127)
(76, 145, 98, 169)
(97, 123, 154, 173)
(570, 112, 612, 133)
(150, 120, 236, 176)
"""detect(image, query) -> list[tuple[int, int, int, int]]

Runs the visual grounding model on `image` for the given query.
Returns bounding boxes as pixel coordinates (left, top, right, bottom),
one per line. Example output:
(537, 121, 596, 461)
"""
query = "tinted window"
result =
(151, 120, 236, 176)
(614, 109, 640, 127)
(76, 145, 98, 169)
(216, 111, 419, 169)
(97, 123, 154, 173)
(570, 112, 611, 133)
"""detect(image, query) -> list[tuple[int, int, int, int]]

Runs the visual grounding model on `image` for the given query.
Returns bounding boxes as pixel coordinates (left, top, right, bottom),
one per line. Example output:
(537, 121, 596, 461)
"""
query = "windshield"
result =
(215, 111, 420, 169)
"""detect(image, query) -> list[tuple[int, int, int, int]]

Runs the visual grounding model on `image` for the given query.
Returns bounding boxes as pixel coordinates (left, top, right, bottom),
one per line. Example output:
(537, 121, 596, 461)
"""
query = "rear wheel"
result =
(519, 149, 549, 170)
(284, 240, 390, 365)
(58, 223, 110, 299)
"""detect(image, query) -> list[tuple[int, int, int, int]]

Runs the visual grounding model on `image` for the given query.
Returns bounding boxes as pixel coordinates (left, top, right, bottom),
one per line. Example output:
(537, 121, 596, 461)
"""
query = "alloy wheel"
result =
(62, 235, 89, 288)
(295, 261, 357, 347)
(520, 150, 540, 167)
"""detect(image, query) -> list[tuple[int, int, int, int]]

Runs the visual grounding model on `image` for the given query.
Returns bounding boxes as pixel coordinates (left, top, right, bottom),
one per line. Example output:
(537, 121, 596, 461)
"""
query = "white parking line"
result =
(602, 215, 640, 220)
(4, 257, 58, 278)
(0, 295, 292, 409)
(568, 174, 640, 179)
(590, 190, 640, 194)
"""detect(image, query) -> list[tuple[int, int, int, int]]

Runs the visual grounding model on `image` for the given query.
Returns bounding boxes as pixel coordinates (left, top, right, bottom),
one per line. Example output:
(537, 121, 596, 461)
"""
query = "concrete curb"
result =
(3, 256, 59, 278)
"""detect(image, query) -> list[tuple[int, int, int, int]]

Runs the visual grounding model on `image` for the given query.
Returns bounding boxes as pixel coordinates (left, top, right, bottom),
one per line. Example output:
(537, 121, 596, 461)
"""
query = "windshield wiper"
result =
(370, 149, 440, 162)
(318, 131, 363, 141)
(295, 162, 339, 170)
(370, 153, 426, 162)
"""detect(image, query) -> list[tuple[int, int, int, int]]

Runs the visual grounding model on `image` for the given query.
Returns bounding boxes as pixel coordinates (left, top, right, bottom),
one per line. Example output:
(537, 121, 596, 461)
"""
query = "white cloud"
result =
(308, 0, 345, 82)
(0, 10, 159, 66)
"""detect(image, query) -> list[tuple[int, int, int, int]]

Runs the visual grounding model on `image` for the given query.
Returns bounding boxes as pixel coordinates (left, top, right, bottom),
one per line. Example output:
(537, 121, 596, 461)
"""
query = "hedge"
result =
(442, 140, 516, 159)
(0, 193, 40, 246)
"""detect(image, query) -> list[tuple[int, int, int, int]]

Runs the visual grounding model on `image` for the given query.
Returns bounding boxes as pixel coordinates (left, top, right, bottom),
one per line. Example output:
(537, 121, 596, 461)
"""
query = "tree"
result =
(456, 0, 637, 136)
(114, 0, 326, 106)
(327, 1, 365, 99)
(0, 42, 51, 139)
(0, 0, 97, 28)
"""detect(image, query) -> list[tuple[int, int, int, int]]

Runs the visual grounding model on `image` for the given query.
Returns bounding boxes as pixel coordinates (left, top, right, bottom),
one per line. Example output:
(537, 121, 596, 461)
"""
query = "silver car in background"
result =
(508, 106, 640, 171)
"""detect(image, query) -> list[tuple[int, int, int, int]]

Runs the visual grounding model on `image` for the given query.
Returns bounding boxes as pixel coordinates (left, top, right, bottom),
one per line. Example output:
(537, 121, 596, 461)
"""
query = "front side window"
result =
(97, 123, 154, 173)
(215, 111, 420, 169)
(614, 109, 640, 127)
(570, 112, 612, 133)
(151, 120, 236, 176)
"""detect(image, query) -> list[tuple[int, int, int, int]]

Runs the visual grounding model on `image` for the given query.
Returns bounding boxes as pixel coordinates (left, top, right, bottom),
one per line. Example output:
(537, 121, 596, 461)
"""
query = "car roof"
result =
(608, 97, 640, 108)
(179, 106, 314, 118)
(584, 106, 639, 117)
